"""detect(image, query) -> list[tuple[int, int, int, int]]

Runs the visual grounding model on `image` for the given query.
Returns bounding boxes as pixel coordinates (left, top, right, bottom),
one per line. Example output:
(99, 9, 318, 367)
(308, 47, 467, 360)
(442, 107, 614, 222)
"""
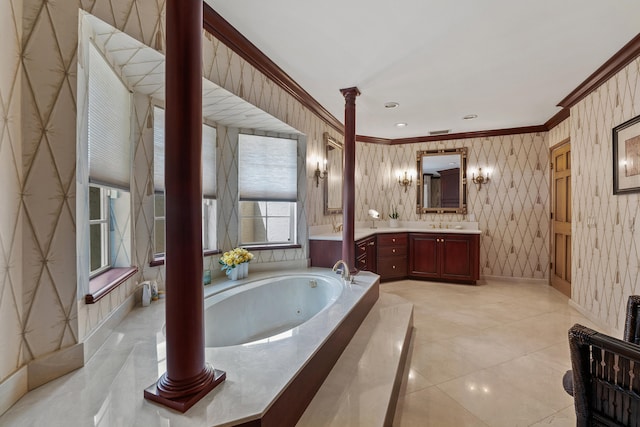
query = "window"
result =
(87, 42, 132, 275)
(153, 107, 217, 256)
(89, 185, 109, 276)
(154, 193, 165, 255)
(238, 134, 298, 246)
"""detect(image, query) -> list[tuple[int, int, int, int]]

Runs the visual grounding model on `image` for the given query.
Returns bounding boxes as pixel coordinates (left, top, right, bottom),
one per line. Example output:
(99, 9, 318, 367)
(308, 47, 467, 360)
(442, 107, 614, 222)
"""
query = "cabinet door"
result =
(356, 236, 376, 272)
(409, 234, 439, 278)
(365, 237, 377, 272)
(440, 235, 474, 281)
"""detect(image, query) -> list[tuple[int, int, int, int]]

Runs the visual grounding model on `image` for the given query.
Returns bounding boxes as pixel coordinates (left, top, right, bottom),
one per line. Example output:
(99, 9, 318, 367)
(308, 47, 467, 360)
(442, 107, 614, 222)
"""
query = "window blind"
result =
(154, 108, 216, 198)
(153, 106, 165, 193)
(202, 124, 217, 198)
(239, 134, 298, 202)
(88, 43, 132, 190)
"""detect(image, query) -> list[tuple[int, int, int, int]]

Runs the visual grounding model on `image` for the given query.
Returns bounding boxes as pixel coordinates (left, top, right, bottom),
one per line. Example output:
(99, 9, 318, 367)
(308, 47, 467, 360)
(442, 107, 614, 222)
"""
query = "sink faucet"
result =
(332, 259, 351, 283)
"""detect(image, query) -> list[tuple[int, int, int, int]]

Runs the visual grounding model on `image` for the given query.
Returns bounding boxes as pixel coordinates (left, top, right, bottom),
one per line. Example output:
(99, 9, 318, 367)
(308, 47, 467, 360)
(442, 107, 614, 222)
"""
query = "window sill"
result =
(86, 266, 138, 304)
(150, 249, 222, 267)
(241, 244, 302, 251)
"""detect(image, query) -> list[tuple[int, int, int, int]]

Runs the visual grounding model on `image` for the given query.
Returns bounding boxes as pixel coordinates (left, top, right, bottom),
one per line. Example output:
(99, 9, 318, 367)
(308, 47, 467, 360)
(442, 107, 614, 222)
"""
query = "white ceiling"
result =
(84, 13, 299, 135)
(206, 0, 640, 139)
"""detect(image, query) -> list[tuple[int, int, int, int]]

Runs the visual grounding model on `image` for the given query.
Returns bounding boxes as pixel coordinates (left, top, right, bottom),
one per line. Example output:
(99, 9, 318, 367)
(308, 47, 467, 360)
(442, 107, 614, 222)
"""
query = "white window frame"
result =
(239, 201, 297, 246)
(89, 185, 110, 277)
(153, 107, 218, 257)
(238, 134, 298, 247)
(153, 193, 165, 256)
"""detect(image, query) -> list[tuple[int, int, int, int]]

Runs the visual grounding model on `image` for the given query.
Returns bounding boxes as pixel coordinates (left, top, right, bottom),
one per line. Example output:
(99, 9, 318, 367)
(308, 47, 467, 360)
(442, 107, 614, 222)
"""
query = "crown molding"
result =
(557, 33, 640, 109)
(358, 125, 547, 145)
(544, 108, 570, 130)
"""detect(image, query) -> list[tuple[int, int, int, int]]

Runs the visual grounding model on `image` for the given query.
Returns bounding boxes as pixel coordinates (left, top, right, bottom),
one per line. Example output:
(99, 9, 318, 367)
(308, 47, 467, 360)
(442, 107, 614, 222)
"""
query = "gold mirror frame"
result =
(324, 132, 343, 215)
(416, 147, 467, 214)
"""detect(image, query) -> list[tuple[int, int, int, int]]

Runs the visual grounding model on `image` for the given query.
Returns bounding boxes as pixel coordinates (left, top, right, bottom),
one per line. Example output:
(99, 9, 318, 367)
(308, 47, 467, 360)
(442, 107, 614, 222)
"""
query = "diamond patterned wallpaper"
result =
(18, 0, 165, 374)
(549, 117, 570, 147)
(0, 0, 23, 383)
(356, 133, 550, 279)
(570, 57, 640, 334)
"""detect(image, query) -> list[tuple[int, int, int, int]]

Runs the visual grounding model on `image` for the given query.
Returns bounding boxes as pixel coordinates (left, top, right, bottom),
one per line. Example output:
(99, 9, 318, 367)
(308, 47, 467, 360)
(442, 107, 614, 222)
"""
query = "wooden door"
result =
(551, 141, 571, 297)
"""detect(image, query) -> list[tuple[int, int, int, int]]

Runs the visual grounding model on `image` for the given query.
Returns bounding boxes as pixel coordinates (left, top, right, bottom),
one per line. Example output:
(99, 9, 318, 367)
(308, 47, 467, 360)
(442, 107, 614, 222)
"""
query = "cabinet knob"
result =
(368, 242, 375, 246)
(392, 249, 396, 253)
(392, 238, 396, 242)
(392, 265, 396, 269)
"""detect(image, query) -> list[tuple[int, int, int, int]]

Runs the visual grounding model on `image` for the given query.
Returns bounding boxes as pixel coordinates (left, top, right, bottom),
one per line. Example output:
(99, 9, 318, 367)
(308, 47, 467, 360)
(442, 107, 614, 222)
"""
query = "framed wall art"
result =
(613, 114, 640, 195)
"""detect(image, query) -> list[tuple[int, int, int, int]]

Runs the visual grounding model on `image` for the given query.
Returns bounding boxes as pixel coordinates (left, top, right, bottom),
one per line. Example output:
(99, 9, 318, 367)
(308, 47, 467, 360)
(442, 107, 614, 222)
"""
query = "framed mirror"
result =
(416, 147, 467, 214)
(324, 132, 343, 215)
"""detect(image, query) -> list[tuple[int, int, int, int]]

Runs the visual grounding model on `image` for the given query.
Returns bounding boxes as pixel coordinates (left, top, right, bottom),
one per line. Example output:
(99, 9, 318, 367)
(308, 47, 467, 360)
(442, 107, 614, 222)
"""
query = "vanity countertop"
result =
(309, 222, 482, 241)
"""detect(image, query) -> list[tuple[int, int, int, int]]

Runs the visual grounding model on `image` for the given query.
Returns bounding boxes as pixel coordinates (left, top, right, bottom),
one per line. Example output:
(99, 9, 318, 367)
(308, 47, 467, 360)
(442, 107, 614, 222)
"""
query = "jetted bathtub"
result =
(204, 273, 343, 347)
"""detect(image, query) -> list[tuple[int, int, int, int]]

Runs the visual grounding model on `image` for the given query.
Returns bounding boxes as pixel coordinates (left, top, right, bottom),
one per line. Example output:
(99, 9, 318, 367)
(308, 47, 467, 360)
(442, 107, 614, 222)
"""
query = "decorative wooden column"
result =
(340, 87, 360, 274)
(144, 0, 225, 412)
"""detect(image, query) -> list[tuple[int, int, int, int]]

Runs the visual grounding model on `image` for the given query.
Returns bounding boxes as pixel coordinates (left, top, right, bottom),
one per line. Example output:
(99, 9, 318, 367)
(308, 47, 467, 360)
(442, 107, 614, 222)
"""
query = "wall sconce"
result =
(472, 167, 490, 189)
(314, 160, 327, 187)
(398, 171, 413, 192)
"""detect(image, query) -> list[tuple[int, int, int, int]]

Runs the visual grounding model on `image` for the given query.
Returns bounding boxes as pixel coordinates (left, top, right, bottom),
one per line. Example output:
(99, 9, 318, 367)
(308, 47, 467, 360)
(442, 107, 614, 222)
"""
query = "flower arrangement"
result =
(219, 247, 254, 273)
(389, 205, 399, 219)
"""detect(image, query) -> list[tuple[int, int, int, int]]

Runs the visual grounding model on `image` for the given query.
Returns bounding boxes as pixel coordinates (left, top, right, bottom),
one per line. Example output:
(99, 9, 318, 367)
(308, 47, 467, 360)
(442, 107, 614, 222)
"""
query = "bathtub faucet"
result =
(332, 260, 351, 283)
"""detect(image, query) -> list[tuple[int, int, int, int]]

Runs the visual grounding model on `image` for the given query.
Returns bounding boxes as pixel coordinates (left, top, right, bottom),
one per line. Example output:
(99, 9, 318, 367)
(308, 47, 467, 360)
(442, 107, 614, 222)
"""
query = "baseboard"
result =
(27, 343, 84, 390)
(0, 366, 27, 416)
(568, 300, 621, 337)
(83, 290, 138, 362)
(480, 275, 548, 285)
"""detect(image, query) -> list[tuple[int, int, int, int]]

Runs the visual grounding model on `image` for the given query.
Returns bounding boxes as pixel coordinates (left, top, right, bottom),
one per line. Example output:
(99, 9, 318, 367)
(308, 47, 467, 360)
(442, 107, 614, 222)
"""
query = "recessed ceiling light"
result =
(395, 122, 407, 128)
(463, 114, 478, 120)
(384, 102, 399, 109)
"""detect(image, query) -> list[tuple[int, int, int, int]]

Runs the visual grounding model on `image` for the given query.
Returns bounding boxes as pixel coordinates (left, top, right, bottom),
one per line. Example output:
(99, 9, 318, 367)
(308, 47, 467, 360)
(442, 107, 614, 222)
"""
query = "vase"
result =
(227, 267, 238, 280)
(242, 262, 249, 278)
(389, 218, 399, 228)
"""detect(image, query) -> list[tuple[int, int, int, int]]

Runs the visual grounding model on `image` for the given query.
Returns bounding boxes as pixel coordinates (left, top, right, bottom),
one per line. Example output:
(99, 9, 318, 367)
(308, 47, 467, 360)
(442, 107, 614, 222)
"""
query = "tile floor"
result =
(382, 278, 594, 427)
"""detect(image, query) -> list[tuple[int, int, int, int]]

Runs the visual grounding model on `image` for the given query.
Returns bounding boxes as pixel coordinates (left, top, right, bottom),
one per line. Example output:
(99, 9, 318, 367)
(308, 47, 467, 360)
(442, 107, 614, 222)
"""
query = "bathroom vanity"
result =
(310, 224, 481, 284)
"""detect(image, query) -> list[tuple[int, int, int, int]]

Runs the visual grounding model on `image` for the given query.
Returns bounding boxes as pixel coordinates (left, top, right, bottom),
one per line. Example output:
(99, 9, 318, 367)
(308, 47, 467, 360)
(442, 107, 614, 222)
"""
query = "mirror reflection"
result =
(416, 147, 467, 214)
(324, 133, 343, 215)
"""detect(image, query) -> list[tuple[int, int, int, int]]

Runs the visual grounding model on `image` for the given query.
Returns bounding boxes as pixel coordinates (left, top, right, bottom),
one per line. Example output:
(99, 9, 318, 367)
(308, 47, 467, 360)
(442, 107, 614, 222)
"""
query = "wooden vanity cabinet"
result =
(409, 233, 479, 284)
(310, 236, 376, 271)
(377, 233, 408, 281)
(355, 236, 377, 272)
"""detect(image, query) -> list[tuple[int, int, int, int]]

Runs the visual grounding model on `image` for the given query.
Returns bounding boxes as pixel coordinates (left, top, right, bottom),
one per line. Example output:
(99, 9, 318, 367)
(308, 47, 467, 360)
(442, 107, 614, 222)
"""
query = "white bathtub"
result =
(204, 273, 344, 347)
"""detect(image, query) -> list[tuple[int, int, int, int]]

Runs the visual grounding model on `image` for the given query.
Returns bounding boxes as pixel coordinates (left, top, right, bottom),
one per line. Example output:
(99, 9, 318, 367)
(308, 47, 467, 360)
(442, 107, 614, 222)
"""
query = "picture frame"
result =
(613, 114, 640, 195)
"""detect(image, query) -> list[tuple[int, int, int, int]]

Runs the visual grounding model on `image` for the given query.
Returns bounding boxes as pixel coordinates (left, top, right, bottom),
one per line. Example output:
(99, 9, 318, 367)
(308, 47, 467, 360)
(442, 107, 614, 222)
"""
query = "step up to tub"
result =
(297, 293, 414, 427)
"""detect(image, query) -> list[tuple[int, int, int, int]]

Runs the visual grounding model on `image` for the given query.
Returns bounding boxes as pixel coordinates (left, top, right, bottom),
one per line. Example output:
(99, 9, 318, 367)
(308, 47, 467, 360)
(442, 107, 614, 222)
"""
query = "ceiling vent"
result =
(429, 129, 450, 136)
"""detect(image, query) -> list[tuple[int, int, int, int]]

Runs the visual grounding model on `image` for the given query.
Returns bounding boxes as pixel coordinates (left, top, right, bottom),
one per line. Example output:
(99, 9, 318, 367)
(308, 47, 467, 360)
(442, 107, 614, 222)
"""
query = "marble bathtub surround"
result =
(0, 276, 594, 426)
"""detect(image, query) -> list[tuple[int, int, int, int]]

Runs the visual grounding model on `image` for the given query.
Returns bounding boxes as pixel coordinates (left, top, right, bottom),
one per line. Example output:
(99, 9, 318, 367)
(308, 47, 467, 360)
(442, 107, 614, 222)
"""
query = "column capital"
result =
(340, 86, 361, 102)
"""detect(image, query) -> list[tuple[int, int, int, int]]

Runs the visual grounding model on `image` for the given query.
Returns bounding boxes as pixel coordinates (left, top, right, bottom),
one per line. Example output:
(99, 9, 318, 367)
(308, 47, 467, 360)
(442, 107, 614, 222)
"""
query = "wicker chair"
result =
(564, 295, 640, 396)
(623, 295, 640, 345)
(568, 323, 640, 426)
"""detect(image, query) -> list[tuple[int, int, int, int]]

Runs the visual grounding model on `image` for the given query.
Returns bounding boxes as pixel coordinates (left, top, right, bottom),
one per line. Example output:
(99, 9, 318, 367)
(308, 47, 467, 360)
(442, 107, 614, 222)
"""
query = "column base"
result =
(144, 365, 226, 413)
